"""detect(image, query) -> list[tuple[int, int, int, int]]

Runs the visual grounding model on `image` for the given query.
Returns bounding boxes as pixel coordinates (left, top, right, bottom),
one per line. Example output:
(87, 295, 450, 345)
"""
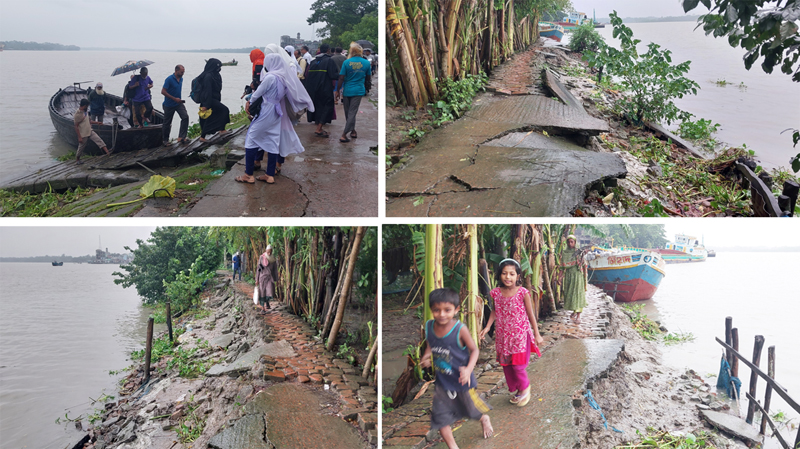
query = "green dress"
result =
(562, 250, 587, 312)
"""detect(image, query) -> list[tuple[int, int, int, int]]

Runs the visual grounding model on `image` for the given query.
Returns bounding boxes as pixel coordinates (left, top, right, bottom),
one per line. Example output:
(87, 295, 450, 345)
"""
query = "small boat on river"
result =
(655, 234, 708, 264)
(49, 84, 164, 155)
(52, 261, 63, 266)
(539, 22, 565, 42)
(588, 247, 666, 302)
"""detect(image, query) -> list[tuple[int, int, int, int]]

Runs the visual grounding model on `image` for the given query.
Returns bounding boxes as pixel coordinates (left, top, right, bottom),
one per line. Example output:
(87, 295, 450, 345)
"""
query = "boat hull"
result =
(589, 252, 666, 302)
(539, 29, 564, 41)
(655, 249, 706, 264)
(49, 86, 164, 155)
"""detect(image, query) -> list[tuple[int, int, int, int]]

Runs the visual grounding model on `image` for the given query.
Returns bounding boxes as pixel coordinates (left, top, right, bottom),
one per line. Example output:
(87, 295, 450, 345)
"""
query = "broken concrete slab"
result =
(582, 339, 624, 385)
(542, 69, 586, 112)
(700, 410, 762, 446)
(464, 94, 609, 136)
(207, 414, 271, 449)
(205, 342, 295, 377)
(645, 121, 705, 159)
(209, 334, 235, 350)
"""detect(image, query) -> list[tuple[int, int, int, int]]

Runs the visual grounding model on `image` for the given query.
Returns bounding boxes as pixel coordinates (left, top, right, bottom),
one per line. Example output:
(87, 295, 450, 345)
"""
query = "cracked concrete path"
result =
(187, 87, 379, 217)
(386, 46, 625, 217)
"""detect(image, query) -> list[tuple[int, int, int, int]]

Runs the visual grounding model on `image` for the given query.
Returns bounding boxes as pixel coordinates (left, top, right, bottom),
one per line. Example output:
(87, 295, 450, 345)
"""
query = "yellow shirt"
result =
(73, 109, 92, 138)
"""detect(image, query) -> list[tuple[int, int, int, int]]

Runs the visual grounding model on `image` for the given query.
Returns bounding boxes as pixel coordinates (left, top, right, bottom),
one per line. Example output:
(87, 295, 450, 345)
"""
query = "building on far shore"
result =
(88, 247, 131, 264)
(280, 33, 320, 54)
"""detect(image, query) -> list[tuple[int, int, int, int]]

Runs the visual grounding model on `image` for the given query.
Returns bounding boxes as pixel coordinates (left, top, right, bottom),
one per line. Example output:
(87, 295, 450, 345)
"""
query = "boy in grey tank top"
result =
(421, 288, 493, 448)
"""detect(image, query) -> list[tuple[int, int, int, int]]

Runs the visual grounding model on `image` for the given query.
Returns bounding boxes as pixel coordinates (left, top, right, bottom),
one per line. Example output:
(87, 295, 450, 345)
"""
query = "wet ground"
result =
(381, 292, 425, 398)
(385, 47, 625, 217)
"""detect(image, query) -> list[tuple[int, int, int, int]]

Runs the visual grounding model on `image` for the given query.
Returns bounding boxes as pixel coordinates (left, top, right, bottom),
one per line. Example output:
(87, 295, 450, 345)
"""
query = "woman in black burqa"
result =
(199, 58, 231, 141)
(304, 43, 339, 138)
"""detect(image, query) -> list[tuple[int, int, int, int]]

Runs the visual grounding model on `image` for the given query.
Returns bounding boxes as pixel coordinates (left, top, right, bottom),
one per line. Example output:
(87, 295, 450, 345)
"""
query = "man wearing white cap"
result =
(87, 82, 106, 123)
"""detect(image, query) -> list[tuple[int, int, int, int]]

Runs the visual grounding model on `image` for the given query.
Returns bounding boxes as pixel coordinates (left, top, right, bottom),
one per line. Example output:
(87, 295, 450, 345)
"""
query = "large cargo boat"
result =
(588, 247, 667, 302)
(655, 234, 708, 264)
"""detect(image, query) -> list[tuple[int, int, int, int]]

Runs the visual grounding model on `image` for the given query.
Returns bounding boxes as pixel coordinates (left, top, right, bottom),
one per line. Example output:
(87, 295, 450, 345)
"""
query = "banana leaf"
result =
(107, 175, 176, 207)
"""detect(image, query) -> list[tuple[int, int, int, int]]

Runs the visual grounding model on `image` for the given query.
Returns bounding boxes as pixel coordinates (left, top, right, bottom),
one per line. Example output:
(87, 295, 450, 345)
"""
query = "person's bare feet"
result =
(480, 414, 493, 438)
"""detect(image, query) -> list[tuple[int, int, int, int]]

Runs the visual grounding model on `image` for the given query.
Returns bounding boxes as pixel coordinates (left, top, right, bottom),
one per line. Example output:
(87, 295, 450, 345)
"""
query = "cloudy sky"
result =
(0, 0, 322, 50)
(0, 227, 158, 257)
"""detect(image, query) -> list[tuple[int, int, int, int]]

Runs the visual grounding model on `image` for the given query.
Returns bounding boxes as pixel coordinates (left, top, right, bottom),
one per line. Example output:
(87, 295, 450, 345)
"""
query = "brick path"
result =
(231, 280, 379, 445)
(382, 286, 613, 448)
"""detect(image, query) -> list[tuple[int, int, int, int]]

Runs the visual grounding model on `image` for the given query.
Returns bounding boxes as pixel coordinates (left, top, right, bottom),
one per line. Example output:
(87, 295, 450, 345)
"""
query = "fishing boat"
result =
(49, 84, 164, 155)
(555, 11, 593, 31)
(588, 247, 666, 302)
(539, 22, 565, 42)
(221, 59, 237, 66)
(707, 249, 716, 257)
(52, 261, 63, 266)
(655, 234, 708, 264)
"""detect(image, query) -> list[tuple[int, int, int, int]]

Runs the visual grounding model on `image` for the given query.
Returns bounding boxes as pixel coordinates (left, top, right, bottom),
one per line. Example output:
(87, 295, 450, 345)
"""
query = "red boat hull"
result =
(591, 278, 658, 302)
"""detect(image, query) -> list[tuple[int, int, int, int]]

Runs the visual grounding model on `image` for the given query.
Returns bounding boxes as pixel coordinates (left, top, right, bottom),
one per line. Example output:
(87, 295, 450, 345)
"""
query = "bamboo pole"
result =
(466, 224, 479, 344)
(745, 335, 765, 424)
(362, 338, 379, 379)
(143, 317, 154, 385)
(760, 346, 775, 436)
(166, 302, 173, 342)
(327, 227, 366, 352)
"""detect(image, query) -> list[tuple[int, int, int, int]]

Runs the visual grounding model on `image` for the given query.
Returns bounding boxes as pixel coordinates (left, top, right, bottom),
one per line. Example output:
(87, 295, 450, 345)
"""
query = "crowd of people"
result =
(76, 42, 373, 182)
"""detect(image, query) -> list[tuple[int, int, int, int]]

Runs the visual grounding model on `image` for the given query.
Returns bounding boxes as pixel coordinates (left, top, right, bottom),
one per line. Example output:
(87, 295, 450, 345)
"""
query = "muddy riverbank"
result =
(382, 285, 758, 448)
(385, 41, 798, 217)
(69, 273, 377, 449)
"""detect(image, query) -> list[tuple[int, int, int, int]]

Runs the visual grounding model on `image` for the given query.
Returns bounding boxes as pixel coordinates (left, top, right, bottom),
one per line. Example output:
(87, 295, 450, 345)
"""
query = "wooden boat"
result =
(52, 261, 63, 266)
(707, 249, 716, 257)
(539, 22, 565, 42)
(221, 59, 238, 66)
(655, 234, 708, 264)
(555, 11, 593, 31)
(588, 247, 666, 302)
(49, 85, 164, 155)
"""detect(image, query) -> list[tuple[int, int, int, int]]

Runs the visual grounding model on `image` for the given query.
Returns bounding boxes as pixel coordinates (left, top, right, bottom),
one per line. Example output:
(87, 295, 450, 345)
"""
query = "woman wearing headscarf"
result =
(198, 58, 230, 142)
(265, 43, 304, 125)
(561, 235, 588, 324)
(255, 246, 278, 313)
(305, 43, 339, 138)
(235, 52, 314, 184)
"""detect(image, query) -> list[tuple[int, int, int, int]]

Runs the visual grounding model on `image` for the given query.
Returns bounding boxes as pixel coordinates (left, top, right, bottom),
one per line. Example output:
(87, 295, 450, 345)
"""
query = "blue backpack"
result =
(189, 73, 204, 104)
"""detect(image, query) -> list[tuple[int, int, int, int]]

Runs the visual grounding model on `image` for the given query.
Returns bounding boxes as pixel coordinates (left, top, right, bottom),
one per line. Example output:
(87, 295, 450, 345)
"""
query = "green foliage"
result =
(56, 151, 78, 162)
(0, 186, 99, 217)
(678, 117, 720, 150)
(338, 12, 379, 51)
(226, 107, 250, 131)
(429, 72, 488, 127)
(382, 395, 394, 413)
(683, 0, 800, 82)
(663, 332, 696, 345)
(335, 342, 357, 365)
(617, 428, 718, 448)
(130, 332, 176, 363)
(113, 227, 223, 305)
(187, 122, 202, 139)
(355, 227, 378, 300)
(163, 259, 214, 313)
(176, 396, 206, 444)
(166, 345, 212, 378)
(407, 127, 425, 141)
(622, 304, 663, 340)
(307, 0, 378, 42)
(569, 23, 604, 53)
(584, 12, 699, 125)
(588, 224, 668, 248)
(638, 198, 669, 217)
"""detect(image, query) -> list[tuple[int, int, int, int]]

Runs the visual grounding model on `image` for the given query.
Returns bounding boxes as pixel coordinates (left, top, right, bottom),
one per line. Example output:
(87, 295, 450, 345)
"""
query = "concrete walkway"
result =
(382, 287, 623, 449)
(386, 46, 626, 217)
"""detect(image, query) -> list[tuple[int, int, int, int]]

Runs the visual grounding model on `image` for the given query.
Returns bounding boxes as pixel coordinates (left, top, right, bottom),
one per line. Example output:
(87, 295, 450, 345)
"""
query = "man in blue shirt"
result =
(335, 44, 372, 143)
(161, 65, 189, 146)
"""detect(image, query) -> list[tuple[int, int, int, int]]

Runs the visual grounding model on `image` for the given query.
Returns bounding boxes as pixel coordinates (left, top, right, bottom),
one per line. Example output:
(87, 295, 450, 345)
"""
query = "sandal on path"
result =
(314, 131, 329, 137)
(516, 386, 531, 407)
(350, 131, 357, 138)
(235, 175, 255, 184)
(339, 137, 350, 143)
(256, 174, 275, 184)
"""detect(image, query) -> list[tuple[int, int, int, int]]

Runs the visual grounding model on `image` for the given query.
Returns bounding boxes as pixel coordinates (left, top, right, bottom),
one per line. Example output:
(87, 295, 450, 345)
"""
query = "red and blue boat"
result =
(539, 22, 565, 42)
(588, 247, 667, 302)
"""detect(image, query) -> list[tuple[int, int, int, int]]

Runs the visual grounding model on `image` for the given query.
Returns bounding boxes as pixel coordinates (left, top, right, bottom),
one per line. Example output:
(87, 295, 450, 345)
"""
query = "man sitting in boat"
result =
(128, 67, 154, 128)
(73, 98, 109, 164)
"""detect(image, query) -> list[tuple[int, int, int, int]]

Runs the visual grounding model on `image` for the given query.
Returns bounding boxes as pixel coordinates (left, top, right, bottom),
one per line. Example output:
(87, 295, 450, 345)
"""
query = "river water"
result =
(0, 262, 157, 449)
(0, 50, 254, 182)
(575, 21, 800, 169)
(640, 251, 800, 445)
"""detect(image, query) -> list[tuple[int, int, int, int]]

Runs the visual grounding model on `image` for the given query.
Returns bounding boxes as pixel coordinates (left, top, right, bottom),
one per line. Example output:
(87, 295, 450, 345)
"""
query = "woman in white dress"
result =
(236, 52, 314, 184)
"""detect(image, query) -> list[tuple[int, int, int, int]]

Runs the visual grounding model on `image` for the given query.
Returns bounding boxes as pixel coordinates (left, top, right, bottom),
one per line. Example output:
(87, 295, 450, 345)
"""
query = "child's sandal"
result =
(516, 386, 531, 407)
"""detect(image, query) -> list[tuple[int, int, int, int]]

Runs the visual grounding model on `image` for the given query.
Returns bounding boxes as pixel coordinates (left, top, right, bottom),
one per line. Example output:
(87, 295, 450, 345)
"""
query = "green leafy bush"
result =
(584, 11, 699, 125)
(429, 72, 488, 127)
(569, 23, 604, 53)
(163, 258, 214, 312)
(678, 118, 720, 150)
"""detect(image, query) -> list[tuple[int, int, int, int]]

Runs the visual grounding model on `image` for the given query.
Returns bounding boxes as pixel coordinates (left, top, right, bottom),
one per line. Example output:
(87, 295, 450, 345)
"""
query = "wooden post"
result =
(144, 317, 154, 385)
(745, 335, 765, 424)
(731, 328, 739, 378)
(760, 346, 775, 435)
(782, 180, 798, 217)
(725, 317, 733, 367)
(166, 302, 173, 342)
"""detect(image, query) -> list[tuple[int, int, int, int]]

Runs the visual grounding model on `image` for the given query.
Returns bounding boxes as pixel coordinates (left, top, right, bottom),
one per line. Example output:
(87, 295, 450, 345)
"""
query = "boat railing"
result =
(717, 316, 800, 448)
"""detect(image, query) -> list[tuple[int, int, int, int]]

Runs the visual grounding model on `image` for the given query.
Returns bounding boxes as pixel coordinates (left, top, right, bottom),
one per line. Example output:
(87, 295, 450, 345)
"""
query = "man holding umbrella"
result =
(128, 67, 154, 128)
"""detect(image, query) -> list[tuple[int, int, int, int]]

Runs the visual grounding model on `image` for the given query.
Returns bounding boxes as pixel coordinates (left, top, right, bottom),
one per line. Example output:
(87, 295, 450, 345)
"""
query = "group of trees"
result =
(308, 0, 379, 51)
(386, 0, 572, 108)
(383, 223, 666, 405)
(114, 226, 377, 358)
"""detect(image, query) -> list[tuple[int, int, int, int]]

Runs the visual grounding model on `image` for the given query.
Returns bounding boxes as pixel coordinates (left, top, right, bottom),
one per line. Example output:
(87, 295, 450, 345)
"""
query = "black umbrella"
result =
(355, 40, 374, 49)
(111, 60, 154, 76)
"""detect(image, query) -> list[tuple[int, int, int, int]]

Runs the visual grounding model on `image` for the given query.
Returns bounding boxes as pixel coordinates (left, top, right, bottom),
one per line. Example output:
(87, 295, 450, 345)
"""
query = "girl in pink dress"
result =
(479, 258, 543, 407)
